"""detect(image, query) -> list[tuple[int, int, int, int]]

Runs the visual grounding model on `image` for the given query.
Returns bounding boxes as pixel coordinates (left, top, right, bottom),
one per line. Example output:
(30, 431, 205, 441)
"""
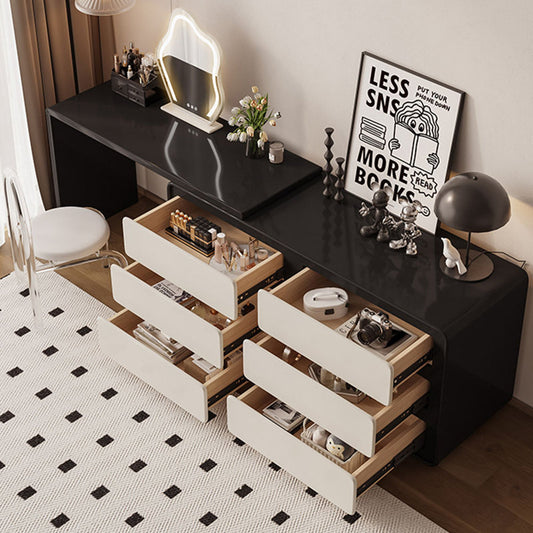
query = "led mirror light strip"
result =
(156, 9, 223, 122)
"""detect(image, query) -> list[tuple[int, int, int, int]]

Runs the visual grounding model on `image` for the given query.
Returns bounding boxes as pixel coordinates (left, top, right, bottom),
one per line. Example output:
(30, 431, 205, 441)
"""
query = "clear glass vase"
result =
(245, 131, 266, 159)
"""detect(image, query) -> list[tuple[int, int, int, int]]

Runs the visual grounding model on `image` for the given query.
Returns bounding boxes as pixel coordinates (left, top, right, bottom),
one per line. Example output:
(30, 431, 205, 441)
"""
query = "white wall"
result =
(114, 0, 533, 405)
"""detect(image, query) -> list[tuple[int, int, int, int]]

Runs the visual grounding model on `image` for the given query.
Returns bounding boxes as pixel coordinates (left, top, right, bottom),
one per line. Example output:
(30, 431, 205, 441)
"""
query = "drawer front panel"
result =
(227, 395, 357, 513)
(97, 316, 209, 422)
(123, 217, 238, 319)
(243, 339, 376, 457)
(258, 289, 394, 405)
(111, 264, 224, 368)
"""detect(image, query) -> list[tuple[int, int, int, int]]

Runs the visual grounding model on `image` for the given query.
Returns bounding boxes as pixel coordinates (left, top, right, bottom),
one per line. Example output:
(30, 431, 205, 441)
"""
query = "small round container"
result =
(256, 248, 269, 262)
(269, 141, 284, 164)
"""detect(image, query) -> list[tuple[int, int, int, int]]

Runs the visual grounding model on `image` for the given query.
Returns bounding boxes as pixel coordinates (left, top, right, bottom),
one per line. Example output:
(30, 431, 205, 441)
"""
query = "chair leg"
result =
(100, 249, 128, 269)
(27, 256, 44, 332)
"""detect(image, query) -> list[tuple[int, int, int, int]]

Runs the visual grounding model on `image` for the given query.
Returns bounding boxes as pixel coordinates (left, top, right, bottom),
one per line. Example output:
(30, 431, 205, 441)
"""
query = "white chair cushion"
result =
(31, 207, 110, 263)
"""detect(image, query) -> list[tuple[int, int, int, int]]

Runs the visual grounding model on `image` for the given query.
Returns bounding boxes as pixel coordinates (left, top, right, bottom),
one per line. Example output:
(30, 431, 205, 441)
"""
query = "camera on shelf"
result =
(356, 307, 393, 347)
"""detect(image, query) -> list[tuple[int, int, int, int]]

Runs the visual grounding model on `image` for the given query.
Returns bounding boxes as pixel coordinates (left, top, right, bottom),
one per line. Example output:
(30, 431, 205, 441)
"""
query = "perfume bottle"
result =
(208, 309, 232, 330)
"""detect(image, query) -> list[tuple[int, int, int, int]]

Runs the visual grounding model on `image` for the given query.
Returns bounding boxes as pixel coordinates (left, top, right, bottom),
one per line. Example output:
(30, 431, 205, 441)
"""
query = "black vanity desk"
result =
(46, 82, 320, 219)
(47, 84, 528, 465)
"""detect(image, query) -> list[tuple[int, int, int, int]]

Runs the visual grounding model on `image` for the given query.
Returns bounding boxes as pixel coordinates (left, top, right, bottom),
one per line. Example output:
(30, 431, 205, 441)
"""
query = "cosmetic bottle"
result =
(320, 367, 335, 389)
(190, 301, 210, 321)
(127, 65, 134, 79)
(113, 54, 120, 73)
(214, 240, 223, 264)
(207, 309, 232, 330)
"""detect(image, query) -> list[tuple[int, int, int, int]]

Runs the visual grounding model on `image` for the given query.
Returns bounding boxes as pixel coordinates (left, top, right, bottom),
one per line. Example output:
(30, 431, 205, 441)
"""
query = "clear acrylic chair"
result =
(3, 168, 127, 328)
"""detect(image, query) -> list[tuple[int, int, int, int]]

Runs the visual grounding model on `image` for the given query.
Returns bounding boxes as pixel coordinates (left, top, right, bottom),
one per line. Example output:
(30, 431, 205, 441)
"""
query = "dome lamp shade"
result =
(435, 172, 511, 282)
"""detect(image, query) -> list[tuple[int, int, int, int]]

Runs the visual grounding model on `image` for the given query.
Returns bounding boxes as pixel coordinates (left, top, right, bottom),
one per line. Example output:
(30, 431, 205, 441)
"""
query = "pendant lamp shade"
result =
(75, 0, 135, 16)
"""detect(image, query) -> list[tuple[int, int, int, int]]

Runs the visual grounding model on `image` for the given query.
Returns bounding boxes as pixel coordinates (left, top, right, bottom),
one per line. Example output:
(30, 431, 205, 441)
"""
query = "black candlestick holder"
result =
(322, 127, 334, 198)
(334, 157, 345, 202)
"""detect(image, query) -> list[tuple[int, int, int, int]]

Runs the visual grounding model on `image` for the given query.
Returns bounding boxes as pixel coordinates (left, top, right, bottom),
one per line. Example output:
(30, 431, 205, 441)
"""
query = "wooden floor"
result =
(2, 197, 533, 533)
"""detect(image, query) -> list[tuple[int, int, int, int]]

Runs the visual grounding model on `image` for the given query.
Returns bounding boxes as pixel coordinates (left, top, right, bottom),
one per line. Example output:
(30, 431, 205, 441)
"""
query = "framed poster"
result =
(344, 52, 464, 234)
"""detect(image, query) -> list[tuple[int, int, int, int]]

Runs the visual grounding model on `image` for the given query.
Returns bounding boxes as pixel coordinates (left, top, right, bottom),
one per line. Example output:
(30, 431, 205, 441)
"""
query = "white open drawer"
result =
(243, 336, 430, 457)
(111, 262, 259, 368)
(227, 386, 426, 514)
(123, 196, 283, 320)
(97, 310, 245, 423)
(258, 268, 433, 405)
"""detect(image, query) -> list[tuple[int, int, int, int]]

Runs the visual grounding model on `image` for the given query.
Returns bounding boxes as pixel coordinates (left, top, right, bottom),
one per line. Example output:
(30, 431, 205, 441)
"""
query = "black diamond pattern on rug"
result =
(65, 411, 82, 423)
(7, 366, 23, 377)
(101, 388, 117, 399)
(51, 514, 69, 528)
(48, 307, 64, 317)
(125, 512, 144, 527)
(58, 459, 76, 473)
(343, 512, 362, 524)
(163, 485, 181, 499)
(27, 434, 45, 447)
(18, 486, 37, 500)
(235, 484, 252, 498)
(305, 487, 317, 497)
(35, 388, 52, 400)
(132, 410, 149, 423)
(91, 485, 110, 500)
(76, 326, 92, 336)
(199, 459, 217, 472)
(165, 434, 182, 447)
(207, 410, 216, 422)
(96, 434, 114, 447)
(71, 366, 88, 377)
(272, 511, 290, 525)
(268, 462, 281, 471)
(19, 288, 30, 297)
(129, 460, 146, 473)
(0, 411, 15, 423)
(199, 512, 217, 526)
(42, 345, 58, 356)
(15, 326, 30, 337)
(233, 437, 245, 446)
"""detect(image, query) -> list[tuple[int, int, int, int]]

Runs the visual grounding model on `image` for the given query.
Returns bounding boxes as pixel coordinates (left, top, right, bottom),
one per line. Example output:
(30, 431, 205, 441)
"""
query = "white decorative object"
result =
(441, 237, 467, 275)
(302, 287, 349, 321)
(75, 0, 135, 16)
(157, 9, 224, 133)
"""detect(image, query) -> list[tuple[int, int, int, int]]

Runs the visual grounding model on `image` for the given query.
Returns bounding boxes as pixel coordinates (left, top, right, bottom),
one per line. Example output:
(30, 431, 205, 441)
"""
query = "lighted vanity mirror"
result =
(157, 8, 224, 133)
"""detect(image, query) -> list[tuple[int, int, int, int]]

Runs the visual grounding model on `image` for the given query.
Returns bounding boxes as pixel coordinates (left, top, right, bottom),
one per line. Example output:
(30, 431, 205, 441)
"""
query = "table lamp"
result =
(435, 172, 511, 281)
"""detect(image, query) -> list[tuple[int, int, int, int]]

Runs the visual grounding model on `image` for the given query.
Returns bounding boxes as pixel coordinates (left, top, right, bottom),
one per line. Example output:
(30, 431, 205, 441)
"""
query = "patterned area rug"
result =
(0, 271, 446, 532)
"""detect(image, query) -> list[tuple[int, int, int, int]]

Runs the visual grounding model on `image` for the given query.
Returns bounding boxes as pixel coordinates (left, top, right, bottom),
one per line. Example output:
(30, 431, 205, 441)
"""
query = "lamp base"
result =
(160, 103, 223, 134)
(440, 249, 494, 282)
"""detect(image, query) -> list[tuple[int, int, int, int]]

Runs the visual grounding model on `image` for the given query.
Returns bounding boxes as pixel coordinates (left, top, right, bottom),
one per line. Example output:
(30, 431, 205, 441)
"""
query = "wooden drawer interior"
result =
(108, 309, 245, 408)
(236, 385, 426, 497)
(255, 336, 430, 442)
(119, 262, 261, 359)
(132, 196, 283, 300)
(268, 268, 433, 386)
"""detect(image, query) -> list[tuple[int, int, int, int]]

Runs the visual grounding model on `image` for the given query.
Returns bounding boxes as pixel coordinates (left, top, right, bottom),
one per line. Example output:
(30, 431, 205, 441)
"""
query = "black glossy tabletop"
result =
(47, 83, 320, 219)
(242, 180, 528, 335)
(48, 84, 528, 337)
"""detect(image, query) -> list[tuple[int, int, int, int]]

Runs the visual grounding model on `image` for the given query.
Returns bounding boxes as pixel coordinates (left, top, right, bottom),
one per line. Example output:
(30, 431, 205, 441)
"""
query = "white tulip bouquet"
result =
(226, 85, 281, 157)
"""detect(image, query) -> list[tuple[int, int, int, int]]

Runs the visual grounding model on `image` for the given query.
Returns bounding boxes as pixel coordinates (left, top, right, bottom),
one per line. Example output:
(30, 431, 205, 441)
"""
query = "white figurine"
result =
(326, 434, 355, 461)
(441, 238, 467, 275)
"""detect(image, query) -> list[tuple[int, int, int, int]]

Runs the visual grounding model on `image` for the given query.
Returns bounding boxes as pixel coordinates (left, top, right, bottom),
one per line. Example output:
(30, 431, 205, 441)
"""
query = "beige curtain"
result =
(10, 0, 115, 209)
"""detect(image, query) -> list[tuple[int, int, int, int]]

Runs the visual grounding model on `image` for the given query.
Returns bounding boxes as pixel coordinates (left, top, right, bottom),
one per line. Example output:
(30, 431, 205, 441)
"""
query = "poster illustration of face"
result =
(344, 53, 464, 234)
